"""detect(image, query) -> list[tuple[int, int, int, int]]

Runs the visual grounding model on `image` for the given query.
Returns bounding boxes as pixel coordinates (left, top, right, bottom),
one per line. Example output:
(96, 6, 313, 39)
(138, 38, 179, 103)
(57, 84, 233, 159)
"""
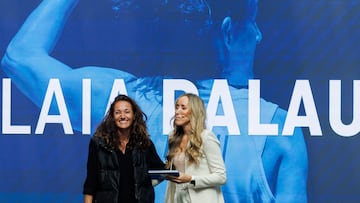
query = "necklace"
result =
(119, 136, 129, 154)
(179, 134, 189, 152)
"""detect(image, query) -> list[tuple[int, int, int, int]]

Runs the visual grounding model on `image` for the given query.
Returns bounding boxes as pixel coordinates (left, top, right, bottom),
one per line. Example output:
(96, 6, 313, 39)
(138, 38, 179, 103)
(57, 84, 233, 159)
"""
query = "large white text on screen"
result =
(2, 78, 360, 137)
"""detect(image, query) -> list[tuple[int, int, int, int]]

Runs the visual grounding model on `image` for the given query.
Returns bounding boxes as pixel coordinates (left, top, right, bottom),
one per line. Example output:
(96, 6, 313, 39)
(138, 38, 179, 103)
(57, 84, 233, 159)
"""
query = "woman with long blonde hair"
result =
(165, 93, 226, 203)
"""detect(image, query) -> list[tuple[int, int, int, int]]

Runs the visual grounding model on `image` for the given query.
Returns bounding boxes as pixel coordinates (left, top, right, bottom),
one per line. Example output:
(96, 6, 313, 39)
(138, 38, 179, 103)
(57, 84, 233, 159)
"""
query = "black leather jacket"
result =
(83, 136, 165, 203)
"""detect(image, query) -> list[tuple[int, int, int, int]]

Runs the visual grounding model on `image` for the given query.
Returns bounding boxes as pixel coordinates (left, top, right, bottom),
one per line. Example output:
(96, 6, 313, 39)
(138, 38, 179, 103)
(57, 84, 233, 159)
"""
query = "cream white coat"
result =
(165, 129, 227, 203)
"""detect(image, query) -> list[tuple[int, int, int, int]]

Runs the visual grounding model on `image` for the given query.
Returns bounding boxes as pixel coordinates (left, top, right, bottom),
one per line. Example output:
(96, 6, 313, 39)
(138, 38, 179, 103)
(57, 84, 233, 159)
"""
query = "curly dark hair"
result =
(94, 94, 151, 150)
(109, 0, 258, 23)
(110, 0, 212, 25)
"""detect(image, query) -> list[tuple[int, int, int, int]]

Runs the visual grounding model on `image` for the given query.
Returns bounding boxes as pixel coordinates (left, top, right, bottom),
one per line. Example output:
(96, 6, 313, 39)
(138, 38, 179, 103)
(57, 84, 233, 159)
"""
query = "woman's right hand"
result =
(166, 172, 192, 184)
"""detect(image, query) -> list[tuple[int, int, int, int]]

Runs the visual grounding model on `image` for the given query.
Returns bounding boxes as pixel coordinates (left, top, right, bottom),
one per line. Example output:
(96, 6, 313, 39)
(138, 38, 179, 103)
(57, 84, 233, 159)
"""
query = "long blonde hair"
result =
(166, 93, 206, 168)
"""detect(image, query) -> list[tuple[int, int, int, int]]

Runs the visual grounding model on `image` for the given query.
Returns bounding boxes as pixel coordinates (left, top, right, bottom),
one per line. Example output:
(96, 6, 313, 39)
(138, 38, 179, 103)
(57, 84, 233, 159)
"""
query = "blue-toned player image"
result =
(2, 0, 308, 202)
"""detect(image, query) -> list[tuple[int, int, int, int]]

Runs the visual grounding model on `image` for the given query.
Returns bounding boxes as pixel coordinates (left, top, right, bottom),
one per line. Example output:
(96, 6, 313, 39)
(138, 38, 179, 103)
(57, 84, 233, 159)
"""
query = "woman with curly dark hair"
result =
(83, 94, 165, 203)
